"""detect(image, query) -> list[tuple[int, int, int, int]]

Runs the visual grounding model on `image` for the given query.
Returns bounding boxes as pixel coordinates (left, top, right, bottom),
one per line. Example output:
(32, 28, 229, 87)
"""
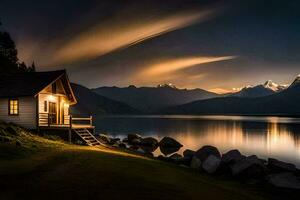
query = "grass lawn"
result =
(0, 123, 280, 200)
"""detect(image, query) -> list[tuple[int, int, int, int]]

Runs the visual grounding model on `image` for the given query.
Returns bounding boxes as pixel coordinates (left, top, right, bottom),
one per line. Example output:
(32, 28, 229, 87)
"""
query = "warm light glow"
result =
(133, 56, 236, 86)
(35, 8, 218, 66)
(47, 95, 56, 102)
(140, 56, 236, 77)
(209, 88, 234, 94)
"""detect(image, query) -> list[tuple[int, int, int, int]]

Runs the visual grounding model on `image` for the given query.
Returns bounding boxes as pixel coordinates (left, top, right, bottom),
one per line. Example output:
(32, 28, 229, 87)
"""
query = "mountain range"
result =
(70, 83, 139, 116)
(70, 75, 299, 116)
(230, 80, 288, 98)
(92, 84, 218, 112)
(161, 75, 300, 115)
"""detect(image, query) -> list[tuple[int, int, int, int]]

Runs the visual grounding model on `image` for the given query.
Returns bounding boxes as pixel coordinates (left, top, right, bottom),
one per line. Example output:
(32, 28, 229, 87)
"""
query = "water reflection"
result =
(95, 115, 300, 166)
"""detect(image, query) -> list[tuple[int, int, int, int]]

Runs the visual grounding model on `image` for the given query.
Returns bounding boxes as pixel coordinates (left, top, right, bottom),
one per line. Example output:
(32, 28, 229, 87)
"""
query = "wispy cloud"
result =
(132, 55, 236, 86)
(140, 56, 236, 77)
(46, 8, 217, 66)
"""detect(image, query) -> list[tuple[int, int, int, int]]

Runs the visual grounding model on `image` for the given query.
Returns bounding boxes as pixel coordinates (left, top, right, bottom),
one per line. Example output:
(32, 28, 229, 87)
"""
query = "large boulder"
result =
(136, 148, 145, 154)
(268, 158, 297, 173)
(202, 155, 221, 174)
(140, 137, 158, 147)
(159, 146, 181, 156)
(195, 145, 221, 162)
(131, 138, 141, 146)
(127, 134, 142, 144)
(140, 137, 158, 152)
(218, 150, 245, 176)
(230, 155, 266, 179)
(183, 149, 196, 160)
(268, 173, 300, 190)
(159, 137, 182, 156)
(159, 137, 183, 148)
(169, 153, 190, 165)
(190, 156, 202, 169)
(221, 149, 244, 165)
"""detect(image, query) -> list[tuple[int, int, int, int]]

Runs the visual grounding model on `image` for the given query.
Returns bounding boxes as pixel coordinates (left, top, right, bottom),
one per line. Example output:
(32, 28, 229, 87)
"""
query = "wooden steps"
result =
(74, 128, 101, 146)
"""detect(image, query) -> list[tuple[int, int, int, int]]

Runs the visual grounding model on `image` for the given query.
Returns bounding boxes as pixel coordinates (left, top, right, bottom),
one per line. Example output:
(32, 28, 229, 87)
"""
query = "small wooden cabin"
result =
(0, 70, 99, 145)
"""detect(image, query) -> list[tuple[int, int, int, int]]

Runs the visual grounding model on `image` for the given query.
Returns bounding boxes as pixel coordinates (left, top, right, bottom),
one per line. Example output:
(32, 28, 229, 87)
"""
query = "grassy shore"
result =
(0, 123, 279, 200)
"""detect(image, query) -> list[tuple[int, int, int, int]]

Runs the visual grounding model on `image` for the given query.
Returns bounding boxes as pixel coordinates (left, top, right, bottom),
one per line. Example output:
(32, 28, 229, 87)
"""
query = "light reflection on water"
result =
(95, 115, 300, 166)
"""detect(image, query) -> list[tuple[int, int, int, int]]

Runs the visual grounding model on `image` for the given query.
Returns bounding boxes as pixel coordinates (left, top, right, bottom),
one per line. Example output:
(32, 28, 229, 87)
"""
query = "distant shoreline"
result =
(96, 114, 300, 118)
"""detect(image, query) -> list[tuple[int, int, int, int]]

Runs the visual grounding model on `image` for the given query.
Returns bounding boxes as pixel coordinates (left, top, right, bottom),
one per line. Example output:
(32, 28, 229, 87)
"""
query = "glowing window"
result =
(9, 99, 19, 115)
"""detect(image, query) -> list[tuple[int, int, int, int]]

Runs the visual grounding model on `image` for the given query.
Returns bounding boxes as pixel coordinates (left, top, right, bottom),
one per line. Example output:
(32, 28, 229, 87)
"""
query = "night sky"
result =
(1, 0, 300, 93)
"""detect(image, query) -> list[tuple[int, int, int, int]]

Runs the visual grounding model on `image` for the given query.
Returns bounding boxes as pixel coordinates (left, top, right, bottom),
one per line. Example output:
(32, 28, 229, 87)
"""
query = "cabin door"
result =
(49, 102, 57, 124)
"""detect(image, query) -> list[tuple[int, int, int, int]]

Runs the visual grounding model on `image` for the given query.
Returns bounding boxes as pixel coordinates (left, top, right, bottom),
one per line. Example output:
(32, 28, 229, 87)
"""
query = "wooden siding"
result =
(38, 77, 71, 125)
(0, 96, 37, 129)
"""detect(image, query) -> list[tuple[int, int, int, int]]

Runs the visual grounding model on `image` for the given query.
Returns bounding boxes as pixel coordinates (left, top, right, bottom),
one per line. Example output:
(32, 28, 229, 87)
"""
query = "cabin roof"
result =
(0, 70, 75, 101)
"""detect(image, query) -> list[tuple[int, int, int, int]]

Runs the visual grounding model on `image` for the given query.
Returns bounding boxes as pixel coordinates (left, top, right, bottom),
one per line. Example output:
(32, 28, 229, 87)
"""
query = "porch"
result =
(38, 113, 94, 130)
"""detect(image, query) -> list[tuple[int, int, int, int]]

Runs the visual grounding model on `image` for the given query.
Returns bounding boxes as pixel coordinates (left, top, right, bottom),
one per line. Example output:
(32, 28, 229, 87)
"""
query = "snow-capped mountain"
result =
(162, 74, 300, 115)
(230, 85, 275, 98)
(231, 80, 288, 98)
(157, 83, 177, 89)
(263, 80, 288, 91)
(289, 74, 300, 88)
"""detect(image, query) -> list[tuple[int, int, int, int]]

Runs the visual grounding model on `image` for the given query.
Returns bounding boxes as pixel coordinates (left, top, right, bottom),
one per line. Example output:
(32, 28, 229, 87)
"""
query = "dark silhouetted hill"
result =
(70, 83, 139, 116)
(92, 84, 219, 113)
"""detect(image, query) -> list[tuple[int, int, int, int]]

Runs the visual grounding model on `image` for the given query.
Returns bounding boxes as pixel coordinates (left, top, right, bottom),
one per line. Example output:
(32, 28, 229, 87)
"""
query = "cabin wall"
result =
(0, 96, 37, 129)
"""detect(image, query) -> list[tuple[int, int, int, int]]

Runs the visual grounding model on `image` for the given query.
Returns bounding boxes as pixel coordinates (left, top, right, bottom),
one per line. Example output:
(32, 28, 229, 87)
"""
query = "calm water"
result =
(94, 115, 300, 166)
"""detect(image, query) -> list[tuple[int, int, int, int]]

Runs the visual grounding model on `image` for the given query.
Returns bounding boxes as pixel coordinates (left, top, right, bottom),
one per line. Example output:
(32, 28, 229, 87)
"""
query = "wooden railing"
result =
(38, 113, 92, 128)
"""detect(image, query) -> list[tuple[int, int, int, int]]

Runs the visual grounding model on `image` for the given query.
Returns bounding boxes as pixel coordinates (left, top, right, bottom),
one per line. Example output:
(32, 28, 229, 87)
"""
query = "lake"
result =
(94, 115, 300, 166)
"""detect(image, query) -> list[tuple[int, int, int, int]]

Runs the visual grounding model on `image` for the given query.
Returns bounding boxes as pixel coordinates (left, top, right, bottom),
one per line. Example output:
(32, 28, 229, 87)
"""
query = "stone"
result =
(169, 153, 182, 160)
(140, 137, 158, 147)
(268, 173, 300, 190)
(218, 150, 245, 175)
(202, 155, 221, 174)
(159, 137, 183, 156)
(131, 138, 141, 145)
(268, 158, 297, 173)
(159, 146, 181, 156)
(159, 137, 183, 148)
(222, 149, 245, 165)
(183, 149, 196, 160)
(169, 153, 189, 165)
(195, 145, 221, 162)
(190, 156, 202, 169)
(136, 148, 145, 154)
(230, 155, 266, 179)
(127, 134, 142, 144)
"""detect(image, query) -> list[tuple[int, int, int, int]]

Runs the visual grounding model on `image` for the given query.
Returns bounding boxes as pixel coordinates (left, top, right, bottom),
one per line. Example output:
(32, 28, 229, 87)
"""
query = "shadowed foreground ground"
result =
(0, 146, 275, 200)
(0, 124, 286, 200)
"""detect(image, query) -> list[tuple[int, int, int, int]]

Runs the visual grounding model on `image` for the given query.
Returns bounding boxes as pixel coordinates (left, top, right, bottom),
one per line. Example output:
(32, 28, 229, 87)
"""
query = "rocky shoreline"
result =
(97, 133, 300, 191)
